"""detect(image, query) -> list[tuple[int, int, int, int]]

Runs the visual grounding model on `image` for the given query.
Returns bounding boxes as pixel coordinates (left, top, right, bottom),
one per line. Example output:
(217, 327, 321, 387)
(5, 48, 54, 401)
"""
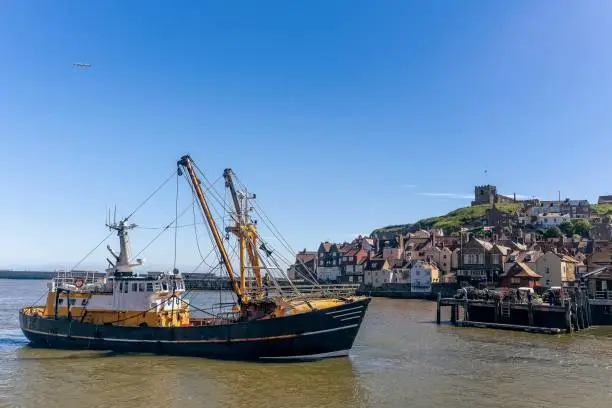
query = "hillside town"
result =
(288, 186, 612, 297)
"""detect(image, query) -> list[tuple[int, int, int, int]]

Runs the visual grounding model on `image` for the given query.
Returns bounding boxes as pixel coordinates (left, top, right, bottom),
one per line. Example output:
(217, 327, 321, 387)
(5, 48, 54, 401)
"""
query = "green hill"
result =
(591, 203, 612, 216)
(372, 202, 523, 236)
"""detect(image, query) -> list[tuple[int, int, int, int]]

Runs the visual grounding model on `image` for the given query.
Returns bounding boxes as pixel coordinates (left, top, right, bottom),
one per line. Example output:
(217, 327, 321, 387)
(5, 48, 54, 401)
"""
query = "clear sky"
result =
(1, 1, 611, 271)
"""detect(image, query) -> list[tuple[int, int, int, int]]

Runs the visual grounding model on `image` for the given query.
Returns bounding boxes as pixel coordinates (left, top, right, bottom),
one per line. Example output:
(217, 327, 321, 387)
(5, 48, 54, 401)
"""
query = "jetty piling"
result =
(435, 287, 592, 334)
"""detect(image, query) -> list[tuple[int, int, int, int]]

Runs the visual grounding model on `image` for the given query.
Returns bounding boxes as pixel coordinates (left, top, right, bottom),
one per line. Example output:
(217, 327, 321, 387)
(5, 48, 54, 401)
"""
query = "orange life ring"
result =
(74, 278, 84, 288)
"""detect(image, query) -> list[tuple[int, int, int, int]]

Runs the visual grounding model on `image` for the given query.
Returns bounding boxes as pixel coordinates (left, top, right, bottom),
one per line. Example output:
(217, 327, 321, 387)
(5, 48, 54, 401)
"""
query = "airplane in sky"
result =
(73, 63, 91, 69)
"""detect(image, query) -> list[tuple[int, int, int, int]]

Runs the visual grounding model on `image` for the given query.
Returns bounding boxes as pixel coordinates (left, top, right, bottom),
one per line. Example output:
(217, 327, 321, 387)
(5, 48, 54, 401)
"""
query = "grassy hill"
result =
(372, 202, 524, 236)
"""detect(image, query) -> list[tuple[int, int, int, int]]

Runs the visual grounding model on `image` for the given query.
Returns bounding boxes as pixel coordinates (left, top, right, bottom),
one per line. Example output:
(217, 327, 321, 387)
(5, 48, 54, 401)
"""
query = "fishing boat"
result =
(19, 155, 370, 360)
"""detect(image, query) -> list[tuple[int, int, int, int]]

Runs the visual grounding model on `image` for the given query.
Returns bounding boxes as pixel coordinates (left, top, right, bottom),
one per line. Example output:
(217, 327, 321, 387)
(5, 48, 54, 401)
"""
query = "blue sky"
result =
(1, 1, 611, 271)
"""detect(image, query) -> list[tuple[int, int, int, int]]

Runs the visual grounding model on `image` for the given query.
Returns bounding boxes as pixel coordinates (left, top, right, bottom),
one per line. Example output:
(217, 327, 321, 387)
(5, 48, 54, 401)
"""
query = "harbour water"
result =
(1, 280, 611, 408)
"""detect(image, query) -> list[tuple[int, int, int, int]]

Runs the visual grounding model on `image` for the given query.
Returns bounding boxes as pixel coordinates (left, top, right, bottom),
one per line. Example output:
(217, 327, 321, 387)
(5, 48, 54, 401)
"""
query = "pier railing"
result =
(592, 290, 612, 300)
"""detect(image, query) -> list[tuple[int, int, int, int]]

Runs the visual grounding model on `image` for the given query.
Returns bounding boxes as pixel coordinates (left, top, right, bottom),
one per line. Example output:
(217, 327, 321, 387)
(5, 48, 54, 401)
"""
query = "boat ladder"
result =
(501, 303, 511, 319)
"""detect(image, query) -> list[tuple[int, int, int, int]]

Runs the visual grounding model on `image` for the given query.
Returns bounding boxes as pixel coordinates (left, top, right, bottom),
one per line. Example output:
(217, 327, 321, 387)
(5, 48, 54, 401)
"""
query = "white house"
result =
(535, 251, 578, 287)
(410, 261, 440, 293)
(535, 213, 570, 228)
(363, 259, 392, 288)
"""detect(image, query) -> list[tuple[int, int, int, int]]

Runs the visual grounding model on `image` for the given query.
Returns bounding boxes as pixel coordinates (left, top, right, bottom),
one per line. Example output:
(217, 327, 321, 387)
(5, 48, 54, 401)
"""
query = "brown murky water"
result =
(1, 280, 611, 408)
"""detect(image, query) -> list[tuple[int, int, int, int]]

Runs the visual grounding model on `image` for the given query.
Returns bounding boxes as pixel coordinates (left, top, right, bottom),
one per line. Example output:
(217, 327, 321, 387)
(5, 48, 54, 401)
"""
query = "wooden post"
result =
(564, 300, 571, 333)
(528, 300, 534, 327)
(451, 304, 457, 325)
(436, 292, 441, 325)
(494, 300, 499, 322)
(585, 294, 592, 328)
(571, 302, 579, 331)
(464, 298, 469, 322)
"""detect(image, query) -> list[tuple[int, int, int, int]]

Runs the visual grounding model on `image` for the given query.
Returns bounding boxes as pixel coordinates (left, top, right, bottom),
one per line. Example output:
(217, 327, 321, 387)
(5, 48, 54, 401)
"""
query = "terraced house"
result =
(457, 238, 509, 287)
(535, 251, 578, 287)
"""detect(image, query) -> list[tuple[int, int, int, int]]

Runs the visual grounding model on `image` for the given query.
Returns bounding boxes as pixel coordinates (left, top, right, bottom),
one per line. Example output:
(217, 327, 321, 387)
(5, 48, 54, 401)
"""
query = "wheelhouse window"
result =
(146, 283, 154, 292)
(139, 283, 146, 292)
(132, 283, 138, 292)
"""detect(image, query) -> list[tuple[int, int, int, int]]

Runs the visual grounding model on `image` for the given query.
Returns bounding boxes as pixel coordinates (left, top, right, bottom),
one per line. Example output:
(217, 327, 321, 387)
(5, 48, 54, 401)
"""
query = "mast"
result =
(106, 220, 142, 276)
(223, 169, 263, 294)
(178, 156, 243, 302)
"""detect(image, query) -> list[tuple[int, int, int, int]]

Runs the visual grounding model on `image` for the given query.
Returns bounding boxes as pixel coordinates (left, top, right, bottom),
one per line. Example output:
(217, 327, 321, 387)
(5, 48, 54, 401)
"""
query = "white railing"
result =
(593, 290, 612, 300)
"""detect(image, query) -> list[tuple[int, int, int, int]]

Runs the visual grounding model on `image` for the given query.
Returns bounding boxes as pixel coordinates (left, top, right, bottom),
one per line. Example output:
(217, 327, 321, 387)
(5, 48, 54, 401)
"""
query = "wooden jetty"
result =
(436, 288, 592, 334)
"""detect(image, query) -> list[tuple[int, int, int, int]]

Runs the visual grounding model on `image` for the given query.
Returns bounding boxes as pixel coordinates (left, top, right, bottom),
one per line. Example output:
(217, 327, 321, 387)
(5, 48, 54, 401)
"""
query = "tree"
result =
(544, 226, 562, 239)
(570, 218, 591, 238)
(558, 221, 575, 237)
(535, 228, 546, 239)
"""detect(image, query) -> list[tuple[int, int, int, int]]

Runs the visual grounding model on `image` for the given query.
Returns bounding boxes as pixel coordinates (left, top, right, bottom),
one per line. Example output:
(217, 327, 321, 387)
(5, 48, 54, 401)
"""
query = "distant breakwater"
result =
(0, 270, 232, 291)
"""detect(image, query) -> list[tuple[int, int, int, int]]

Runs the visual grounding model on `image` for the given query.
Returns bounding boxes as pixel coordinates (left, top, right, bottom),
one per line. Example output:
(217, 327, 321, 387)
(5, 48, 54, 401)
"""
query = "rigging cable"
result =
(123, 169, 178, 222)
(132, 176, 225, 261)
(173, 170, 179, 271)
(231, 173, 318, 285)
(69, 231, 115, 273)
(180, 169, 239, 306)
(27, 169, 176, 307)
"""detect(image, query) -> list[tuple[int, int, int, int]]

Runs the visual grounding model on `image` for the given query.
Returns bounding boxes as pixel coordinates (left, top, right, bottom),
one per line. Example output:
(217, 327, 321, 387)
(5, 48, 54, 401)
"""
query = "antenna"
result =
(113, 205, 117, 225)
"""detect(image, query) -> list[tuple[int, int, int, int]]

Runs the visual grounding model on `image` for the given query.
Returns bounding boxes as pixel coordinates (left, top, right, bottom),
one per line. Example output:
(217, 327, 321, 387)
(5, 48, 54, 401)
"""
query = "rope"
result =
(173, 171, 179, 271)
(135, 222, 206, 230)
(131, 201, 194, 260)
(131, 176, 225, 261)
(192, 196, 216, 271)
(177, 296, 232, 320)
(28, 291, 48, 308)
(124, 169, 177, 222)
(69, 231, 115, 272)
(231, 173, 319, 286)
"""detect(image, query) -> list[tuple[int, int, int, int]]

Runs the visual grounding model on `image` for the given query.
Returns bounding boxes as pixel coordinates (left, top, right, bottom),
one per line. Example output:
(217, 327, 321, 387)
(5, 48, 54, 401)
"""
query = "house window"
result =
(546, 267, 550, 274)
(491, 254, 500, 264)
(511, 277, 520, 284)
(319, 259, 323, 266)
